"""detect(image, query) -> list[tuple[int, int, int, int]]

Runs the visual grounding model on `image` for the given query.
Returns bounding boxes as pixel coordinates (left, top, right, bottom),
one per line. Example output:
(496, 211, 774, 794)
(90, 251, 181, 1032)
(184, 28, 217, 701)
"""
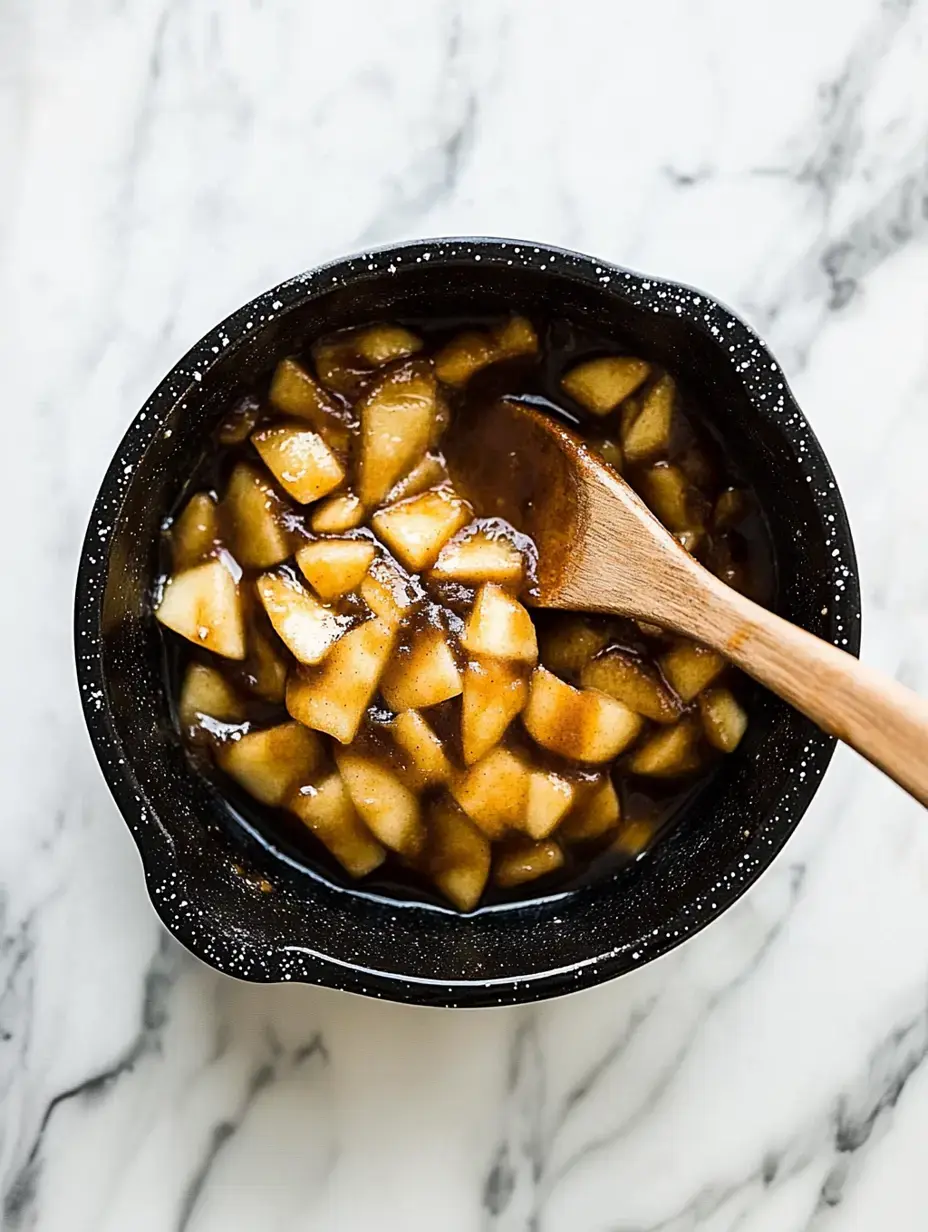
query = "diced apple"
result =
(156, 559, 246, 659)
(676, 528, 704, 554)
(698, 687, 748, 752)
(218, 395, 260, 445)
(381, 625, 462, 711)
(295, 539, 376, 601)
(372, 488, 471, 572)
(268, 357, 348, 444)
(524, 769, 575, 840)
(637, 462, 696, 532)
(217, 721, 322, 806)
(426, 797, 491, 912)
(523, 667, 643, 763)
(460, 584, 537, 664)
(385, 453, 449, 503)
(622, 374, 675, 464)
(450, 747, 530, 838)
(311, 492, 365, 533)
(492, 315, 539, 359)
(559, 777, 620, 842)
(627, 718, 703, 777)
(352, 323, 423, 367)
(251, 424, 345, 504)
(223, 462, 292, 568)
(357, 361, 439, 507)
(434, 330, 497, 387)
(713, 488, 747, 531)
(538, 617, 610, 679)
(614, 818, 657, 857)
(659, 640, 725, 702)
(178, 663, 244, 734)
(461, 658, 528, 765)
(594, 438, 624, 473)
(240, 625, 289, 703)
(286, 617, 396, 743)
(561, 356, 650, 415)
(171, 492, 219, 571)
(390, 710, 454, 790)
(620, 396, 643, 438)
(257, 570, 351, 665)
(359, 558, 420, 630)
(494, 840, 564, 889)
(430, 526, 525, 588)
(335, 750, 424, 856)
(580, 649, 681, 724)
(287, 773, 386, 878)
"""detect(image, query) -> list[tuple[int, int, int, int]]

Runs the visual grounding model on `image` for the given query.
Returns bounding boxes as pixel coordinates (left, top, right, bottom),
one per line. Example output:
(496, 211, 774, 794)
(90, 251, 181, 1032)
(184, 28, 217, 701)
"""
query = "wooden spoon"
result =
(446, 398, 928, 807)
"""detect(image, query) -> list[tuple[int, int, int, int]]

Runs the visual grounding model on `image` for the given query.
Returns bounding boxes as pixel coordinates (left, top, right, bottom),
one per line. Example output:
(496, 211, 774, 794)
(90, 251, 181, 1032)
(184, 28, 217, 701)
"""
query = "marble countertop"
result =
(3, 1, 928, 1228)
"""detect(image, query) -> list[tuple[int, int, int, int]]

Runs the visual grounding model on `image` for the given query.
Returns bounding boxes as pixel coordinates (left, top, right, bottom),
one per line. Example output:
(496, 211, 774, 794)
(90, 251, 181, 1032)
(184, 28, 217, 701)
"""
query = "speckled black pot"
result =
(74, 238, 860, 1007)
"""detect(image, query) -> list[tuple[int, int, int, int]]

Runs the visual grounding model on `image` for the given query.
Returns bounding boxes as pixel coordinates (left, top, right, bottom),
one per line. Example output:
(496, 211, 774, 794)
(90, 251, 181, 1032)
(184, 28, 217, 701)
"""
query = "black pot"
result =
(74, 238, 860, 1007)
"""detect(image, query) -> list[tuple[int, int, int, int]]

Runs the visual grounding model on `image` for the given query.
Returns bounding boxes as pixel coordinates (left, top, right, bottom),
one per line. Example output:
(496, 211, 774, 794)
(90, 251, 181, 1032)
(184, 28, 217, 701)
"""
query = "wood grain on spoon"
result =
(446, 398, 928, 808)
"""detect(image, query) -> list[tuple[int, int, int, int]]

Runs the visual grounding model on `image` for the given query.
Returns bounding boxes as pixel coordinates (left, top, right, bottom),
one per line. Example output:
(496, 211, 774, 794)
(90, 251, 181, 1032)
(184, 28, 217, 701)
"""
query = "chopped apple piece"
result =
(524, 769, 575, 840)
(539, 617, 611, 679)
(223, 463, 292, 568)
(240, 625, 289, 703)
(434, 330, 497, 387)
(494, 840, 564, 889)
(627, 718, 703, 777)
(311, 492, 365, 533)
(178, 662, 244, 733)
(699, 687, 748, 752)
(251, 424, 345, 504)
(335, 750, 424, 856)
(372, 488, 471, 572)
(580, 649, 681, 724)
(257, 570, 351, 665)
(156, 559, 246, 659)
(286, 617, 395, 743)
(561, 356, 650, 415)
(431, 526, 524, 588)
(523, 667, 643, 762)
(218, 396, 260, 445)
(594, 439, 624, 473)
(434, 316, 537, 387)
(171, 492, 219, 572)
(427, 797, 491, 911)
(217, 721, 322, 806)
(460, 584, 537, 664)
(450, 747, 530, 838)
(614, 817, 657, 856)
(268, 357, 347, 447)
(636, 462, 695, 532)
(659, 641, 725, 702)
(353, 323, 423, 366)
(559, 777, 620, 842)
(287, 773, 385, 878)
(461, 658, 528, 765)
(385, 453, 448, 503)
(357, 361, 438, 507)
(620, 396, 643, 438)
(381, 625, 462, 711)
(295, 539, 376, 601)
(492, 315, 539, 358)
(622, 374, 675, 464)
(390, 710, 454, 789)
(359, 558, 420, 629)
(713, 488, 747, 531)
(676, 528, 704, 554)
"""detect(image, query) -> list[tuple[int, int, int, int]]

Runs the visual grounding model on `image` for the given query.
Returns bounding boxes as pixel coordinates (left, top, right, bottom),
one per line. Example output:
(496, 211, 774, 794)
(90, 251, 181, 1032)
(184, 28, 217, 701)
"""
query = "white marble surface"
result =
(2, 1, 928, 1228)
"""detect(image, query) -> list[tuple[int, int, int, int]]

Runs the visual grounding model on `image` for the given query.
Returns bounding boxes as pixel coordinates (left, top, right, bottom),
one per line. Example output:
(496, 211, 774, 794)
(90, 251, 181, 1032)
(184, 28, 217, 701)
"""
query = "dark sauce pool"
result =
(158, 313, 776, 911)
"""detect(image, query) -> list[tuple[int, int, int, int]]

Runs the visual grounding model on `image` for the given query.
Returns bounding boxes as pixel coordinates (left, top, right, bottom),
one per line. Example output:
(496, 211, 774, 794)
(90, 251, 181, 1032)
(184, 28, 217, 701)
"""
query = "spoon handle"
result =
(685, 582, 928, 807)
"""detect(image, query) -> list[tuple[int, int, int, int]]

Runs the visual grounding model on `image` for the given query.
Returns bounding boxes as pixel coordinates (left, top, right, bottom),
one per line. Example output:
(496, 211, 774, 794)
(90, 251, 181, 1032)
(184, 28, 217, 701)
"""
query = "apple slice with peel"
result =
(256, 569, 351, 665)
(156, 559, 246, 659)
